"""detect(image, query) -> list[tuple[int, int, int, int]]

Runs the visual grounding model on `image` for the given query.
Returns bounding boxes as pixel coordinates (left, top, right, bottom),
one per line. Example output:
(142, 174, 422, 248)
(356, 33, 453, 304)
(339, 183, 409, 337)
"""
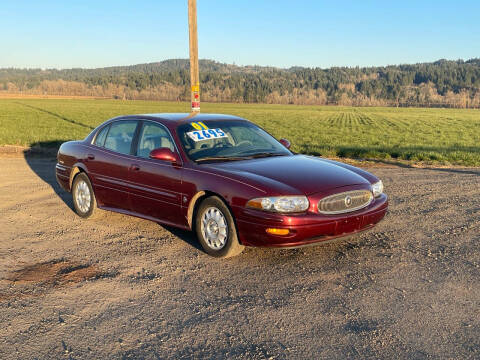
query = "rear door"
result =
(128, 121, 184, 226)
(86, 120, 139, 210)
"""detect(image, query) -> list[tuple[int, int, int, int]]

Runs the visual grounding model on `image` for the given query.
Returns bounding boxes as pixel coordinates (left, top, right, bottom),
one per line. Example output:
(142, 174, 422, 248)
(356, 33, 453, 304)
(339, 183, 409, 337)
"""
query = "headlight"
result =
(246, 196, 309, 213)
(372, 180, 384, 197)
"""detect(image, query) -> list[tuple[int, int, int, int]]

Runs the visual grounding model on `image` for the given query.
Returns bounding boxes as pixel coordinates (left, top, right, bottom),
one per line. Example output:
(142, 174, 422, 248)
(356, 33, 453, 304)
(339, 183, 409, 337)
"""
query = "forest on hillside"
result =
(1, 58, 480, 108)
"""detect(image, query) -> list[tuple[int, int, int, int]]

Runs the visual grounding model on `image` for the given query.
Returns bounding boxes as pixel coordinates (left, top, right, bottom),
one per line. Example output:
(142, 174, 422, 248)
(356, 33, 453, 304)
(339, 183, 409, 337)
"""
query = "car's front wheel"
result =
(72, 172, 97, 218)
(195, 196, 244, 258)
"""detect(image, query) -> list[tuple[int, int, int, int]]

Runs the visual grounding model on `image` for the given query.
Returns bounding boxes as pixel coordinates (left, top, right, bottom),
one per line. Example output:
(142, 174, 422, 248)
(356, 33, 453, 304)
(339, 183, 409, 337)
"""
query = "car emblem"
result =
(344, 195, 352, 207)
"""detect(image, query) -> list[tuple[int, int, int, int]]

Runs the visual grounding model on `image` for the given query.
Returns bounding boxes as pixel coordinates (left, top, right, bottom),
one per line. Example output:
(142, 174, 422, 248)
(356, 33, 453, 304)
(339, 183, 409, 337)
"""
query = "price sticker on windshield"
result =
(187, 128, 228, 142)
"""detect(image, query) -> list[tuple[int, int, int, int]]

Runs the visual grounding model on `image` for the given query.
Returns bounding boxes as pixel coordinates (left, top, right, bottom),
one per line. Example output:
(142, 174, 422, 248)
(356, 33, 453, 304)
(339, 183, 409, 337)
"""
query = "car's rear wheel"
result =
(195, 196, 244, 258)
(72, 172, 97, 218)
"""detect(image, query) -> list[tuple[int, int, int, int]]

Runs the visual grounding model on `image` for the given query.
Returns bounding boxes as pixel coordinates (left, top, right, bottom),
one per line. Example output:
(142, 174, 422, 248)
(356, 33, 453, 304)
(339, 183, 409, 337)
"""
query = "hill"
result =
(1, 58, 480, 108)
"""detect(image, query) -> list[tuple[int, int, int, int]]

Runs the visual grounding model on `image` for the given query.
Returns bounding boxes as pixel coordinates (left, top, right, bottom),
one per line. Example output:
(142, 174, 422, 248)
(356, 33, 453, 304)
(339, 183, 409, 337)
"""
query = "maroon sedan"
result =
(56, 113, 387, 257)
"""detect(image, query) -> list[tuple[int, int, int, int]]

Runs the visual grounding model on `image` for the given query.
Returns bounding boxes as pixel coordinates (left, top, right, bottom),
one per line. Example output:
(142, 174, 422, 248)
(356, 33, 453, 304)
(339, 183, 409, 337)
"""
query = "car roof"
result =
(113, 113, 246, 125)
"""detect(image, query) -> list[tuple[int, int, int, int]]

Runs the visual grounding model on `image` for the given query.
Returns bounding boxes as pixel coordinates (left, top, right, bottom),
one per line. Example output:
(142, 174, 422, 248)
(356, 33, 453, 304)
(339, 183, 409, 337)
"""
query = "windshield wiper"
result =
(196, 152, 287, 163)
(195, 156, 252, 163)
(246, 152, 288, 158)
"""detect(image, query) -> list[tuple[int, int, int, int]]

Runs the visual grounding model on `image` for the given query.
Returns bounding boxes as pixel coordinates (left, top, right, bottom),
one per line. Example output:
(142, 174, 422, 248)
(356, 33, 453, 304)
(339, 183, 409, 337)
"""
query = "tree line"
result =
(1, 58, 479, 108)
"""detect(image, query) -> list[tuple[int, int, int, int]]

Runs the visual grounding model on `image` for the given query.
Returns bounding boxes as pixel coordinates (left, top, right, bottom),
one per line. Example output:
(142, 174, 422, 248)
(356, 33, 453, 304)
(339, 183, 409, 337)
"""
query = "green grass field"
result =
(1, 98, 479, 165)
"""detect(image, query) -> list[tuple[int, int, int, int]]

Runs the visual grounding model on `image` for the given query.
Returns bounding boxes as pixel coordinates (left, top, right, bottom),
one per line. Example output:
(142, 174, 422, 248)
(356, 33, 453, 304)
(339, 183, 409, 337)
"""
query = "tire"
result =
(195, 196, 245, 258)
(71, 172, 97, 219)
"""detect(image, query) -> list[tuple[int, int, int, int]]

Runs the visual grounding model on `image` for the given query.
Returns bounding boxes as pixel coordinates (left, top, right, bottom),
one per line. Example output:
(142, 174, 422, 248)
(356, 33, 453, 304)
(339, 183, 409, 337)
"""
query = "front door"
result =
(128, 121, 183, 226)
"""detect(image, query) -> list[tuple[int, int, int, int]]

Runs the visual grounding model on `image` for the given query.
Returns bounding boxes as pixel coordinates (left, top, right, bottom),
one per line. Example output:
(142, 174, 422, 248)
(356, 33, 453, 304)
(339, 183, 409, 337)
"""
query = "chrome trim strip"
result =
(94, 175, 178, 200)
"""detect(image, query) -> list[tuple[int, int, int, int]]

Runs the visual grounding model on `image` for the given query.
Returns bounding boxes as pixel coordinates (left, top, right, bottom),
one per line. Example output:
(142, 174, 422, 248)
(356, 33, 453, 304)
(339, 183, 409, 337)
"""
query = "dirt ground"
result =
(0, 156, 479, 359)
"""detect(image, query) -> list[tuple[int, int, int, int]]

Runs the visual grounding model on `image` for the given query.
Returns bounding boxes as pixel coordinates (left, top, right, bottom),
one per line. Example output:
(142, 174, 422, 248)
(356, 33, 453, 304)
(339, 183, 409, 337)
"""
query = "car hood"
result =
(204, 155, 372, 195)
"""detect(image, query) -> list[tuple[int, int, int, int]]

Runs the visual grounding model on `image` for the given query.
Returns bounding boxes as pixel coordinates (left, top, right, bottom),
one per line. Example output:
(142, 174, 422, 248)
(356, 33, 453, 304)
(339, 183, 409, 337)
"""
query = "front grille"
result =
(318, 190, 373, 215)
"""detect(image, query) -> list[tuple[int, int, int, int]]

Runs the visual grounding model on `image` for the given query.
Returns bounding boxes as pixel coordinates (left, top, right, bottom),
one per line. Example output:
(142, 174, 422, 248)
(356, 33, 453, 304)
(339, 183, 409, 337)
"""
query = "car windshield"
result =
(177, 120, 291, 162)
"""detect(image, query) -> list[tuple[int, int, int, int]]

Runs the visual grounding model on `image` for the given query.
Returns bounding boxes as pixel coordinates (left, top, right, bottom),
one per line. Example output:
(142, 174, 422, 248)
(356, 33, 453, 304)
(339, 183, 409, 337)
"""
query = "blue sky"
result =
(1, 0, 478, 69)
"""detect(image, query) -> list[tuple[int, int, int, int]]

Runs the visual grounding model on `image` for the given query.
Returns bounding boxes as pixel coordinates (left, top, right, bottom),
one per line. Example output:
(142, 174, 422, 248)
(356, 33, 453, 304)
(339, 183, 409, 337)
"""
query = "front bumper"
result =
(234, 193, 388, 247)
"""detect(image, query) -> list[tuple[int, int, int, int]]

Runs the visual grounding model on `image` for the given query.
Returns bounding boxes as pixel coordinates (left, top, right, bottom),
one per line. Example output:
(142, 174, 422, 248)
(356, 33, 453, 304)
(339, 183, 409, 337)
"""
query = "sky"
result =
(1, 0, 479, 69)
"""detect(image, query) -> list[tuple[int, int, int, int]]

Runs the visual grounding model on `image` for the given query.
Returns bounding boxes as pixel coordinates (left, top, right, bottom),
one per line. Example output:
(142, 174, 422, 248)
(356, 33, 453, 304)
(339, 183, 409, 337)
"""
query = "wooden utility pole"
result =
(188, 0, 200, 112)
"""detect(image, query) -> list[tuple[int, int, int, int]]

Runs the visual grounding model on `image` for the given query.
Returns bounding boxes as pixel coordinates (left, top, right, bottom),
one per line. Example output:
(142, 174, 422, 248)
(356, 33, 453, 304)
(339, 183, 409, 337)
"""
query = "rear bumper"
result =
(55, 163, 71, 192)
(234, 194, 388, 247)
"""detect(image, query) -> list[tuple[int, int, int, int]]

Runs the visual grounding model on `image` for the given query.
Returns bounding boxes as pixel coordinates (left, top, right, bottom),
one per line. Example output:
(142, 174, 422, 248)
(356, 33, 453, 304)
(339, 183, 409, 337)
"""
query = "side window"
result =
(137, 123, 175, 158)
(104, 121, 138, 155)
(94, 125, 110, 147)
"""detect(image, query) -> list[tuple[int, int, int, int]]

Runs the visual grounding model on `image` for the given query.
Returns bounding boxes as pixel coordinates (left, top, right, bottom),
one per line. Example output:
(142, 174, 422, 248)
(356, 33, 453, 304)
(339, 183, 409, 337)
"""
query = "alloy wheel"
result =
(75, 179, 91, 214)
(200, 206, 228, 250)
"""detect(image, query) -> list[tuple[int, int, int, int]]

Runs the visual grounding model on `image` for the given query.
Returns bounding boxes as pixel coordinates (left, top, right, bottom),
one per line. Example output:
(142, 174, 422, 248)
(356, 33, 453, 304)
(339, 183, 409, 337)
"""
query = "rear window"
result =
(104, 121, 138, 155)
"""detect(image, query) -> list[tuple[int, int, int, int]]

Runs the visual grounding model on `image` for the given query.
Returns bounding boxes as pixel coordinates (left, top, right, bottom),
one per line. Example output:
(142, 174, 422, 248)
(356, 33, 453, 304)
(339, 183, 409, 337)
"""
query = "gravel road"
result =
(0, 156, 479, 359)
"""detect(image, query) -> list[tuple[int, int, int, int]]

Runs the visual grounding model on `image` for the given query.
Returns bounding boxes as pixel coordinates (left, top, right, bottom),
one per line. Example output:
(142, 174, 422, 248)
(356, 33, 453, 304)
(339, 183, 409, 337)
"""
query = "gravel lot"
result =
(0, 156, 479, 359)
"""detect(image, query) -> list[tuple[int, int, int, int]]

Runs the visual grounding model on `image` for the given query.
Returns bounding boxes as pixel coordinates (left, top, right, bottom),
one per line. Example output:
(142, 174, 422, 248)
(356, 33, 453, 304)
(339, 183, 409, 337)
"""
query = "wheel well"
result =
(188, 191, 208, 229)
(188, 191, 232, 230)
(69, 166, 84, 191)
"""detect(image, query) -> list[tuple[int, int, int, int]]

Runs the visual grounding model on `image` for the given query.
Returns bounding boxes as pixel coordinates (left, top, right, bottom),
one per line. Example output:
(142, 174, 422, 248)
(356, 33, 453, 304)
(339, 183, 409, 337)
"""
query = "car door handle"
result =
(130, 164, 140, 171)
(87, 154, 95, 160)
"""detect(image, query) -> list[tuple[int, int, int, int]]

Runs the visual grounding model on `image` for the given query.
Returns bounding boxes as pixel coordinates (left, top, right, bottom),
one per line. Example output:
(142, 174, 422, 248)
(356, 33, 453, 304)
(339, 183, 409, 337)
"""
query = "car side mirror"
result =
(279, 138, 291, 149)
(149, 148, 181, 165)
